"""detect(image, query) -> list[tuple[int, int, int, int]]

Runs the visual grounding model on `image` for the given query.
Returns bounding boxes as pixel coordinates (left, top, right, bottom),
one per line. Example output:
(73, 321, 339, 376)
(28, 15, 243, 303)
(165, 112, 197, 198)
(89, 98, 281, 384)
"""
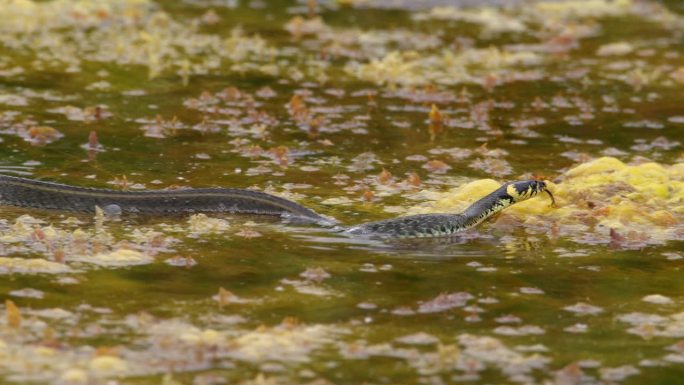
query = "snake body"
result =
(0, 175, 553, 238)
(0, 175, 324, 220)
(345, 180, 553, 237)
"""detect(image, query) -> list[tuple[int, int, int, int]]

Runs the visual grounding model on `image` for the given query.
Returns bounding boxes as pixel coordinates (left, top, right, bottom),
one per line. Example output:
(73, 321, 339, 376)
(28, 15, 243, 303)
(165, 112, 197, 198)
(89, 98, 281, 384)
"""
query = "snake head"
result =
(506, 180, 556, 206)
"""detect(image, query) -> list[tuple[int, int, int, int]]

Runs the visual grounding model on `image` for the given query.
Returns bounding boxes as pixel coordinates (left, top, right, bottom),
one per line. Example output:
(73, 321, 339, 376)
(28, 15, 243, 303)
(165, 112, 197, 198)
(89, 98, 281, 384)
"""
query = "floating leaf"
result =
(5, 300, 21, 328)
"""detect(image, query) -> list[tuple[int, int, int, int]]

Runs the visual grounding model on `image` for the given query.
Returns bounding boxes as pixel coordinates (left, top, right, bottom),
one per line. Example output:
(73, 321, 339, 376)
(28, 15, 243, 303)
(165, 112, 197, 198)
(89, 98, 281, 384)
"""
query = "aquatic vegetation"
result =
(0, 0, 278, 79)
(69, 248, 154, 267)
(406, 157, 683, 248)
(418, 292, 473, 314)
(0, 257, 72, 275)
(0, 0, 682, 383)
(187, 213, 230, 235)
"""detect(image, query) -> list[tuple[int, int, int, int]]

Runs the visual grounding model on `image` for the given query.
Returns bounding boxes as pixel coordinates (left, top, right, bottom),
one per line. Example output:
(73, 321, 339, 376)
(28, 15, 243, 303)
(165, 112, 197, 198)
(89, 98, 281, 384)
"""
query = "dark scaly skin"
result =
(0, 175, 326, 222)
(0, 176, 553, 238)
(344, 180, 554, 238)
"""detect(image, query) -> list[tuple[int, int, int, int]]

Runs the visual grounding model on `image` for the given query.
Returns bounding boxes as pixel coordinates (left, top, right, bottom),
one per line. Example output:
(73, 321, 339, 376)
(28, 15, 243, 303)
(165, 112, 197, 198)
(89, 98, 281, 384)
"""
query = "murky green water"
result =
(0, 0, 683, 384)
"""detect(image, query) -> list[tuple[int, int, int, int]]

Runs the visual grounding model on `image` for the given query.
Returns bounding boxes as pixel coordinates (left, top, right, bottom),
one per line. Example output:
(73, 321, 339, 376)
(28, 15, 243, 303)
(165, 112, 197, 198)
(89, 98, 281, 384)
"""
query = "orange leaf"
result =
(377, 168, 392, 185)
(429, 104, 443, 124)
(6, 300, 21, 328)
(406, 172, 421, 187)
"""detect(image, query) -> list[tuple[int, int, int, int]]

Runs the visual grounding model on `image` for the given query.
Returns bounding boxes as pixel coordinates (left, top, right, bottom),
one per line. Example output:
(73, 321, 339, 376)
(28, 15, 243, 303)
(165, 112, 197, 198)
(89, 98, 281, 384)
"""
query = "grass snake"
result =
(0, 175, 554, 238)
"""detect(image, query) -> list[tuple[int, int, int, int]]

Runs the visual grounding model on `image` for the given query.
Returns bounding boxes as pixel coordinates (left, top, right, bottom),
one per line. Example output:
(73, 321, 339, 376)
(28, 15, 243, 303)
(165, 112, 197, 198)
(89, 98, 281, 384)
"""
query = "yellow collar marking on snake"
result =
(506, 183, 530, 201)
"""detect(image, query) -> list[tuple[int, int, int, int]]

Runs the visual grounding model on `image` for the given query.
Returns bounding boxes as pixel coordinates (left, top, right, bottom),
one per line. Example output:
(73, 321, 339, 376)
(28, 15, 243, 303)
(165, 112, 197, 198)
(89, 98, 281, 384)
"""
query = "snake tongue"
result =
(544, 189, 556, 207)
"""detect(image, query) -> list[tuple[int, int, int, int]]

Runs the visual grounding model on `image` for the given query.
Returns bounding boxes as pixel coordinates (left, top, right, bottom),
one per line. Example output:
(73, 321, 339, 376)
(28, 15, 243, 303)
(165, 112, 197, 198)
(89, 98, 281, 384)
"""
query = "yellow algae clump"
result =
(187, 213, 230, 235)
(564, 156, 626, 178)
(179, 328, 224, 346)
(347, 51, 423, 87)
(415, 7, 527, 35)
(71, 249, 154, 267)
(34, 346, 57, 357)
(0, 257, 72, 275)
(534, 0, 633, 19)
(406, 157, 683, 246)
(88, 356, 128, 377)
(556, 158, 676, 204)
(200, 329, 222, 345)
(0, 218, 33, 243)
(548, 158, 682, 233)
(346, 45, 542, 87)
(178, 330, 201, 345)
(0, 0, 278, 81)
(229, 324, 340, 363)
(59, 369, 88, 384)
(596, 42, 634, 56)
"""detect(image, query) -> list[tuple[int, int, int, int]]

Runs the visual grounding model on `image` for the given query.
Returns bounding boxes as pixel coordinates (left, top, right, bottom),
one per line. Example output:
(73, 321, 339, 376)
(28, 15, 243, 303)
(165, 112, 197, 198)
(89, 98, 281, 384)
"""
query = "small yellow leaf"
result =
(217, 287, 234, 307)
(6, 299, 21, 328)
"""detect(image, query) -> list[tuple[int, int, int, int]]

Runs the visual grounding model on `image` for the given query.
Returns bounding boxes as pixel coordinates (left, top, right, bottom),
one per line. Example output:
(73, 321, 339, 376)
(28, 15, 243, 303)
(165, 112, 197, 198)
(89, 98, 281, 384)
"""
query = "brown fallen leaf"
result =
(377, 168, 392, 185)
(406, 172, 421, 187)
(269, 146, 289, 166)
(422, 159, 451, 174)
(54, 248, 65, 263)
(95, 346, 120, 357)
(289, 94, 308, 121)
(429, 104, 443, 124)
(609, 228, 626, 248)
(428, 104, 444, 140)
(216, 287, 235, 308)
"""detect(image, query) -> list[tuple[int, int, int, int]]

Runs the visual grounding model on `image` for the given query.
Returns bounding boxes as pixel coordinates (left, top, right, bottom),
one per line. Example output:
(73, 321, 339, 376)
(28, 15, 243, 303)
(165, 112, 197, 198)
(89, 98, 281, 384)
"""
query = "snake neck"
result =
(460, 184, 516, 228)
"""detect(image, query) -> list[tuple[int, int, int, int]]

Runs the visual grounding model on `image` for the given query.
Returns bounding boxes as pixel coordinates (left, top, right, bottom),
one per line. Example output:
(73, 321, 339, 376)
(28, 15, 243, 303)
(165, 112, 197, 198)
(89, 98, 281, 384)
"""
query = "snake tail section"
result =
(345, 180, 551, 238)
(0, 175, 326, 222)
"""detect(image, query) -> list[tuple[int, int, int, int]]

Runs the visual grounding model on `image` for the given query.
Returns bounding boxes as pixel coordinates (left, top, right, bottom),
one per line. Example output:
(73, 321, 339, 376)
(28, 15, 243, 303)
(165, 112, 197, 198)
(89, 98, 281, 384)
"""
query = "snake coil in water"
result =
(0, 175, 554, 238)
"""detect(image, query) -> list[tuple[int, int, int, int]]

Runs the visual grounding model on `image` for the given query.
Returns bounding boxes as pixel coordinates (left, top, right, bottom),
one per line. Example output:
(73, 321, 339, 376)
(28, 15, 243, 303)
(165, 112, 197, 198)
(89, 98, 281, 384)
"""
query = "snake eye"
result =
(528, 180, 545, 195)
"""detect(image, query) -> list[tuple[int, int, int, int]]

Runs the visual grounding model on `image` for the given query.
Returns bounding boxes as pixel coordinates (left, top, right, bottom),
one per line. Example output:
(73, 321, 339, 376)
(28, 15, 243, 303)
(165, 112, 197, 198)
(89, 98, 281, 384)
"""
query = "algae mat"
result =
(0, 0, 683, 384)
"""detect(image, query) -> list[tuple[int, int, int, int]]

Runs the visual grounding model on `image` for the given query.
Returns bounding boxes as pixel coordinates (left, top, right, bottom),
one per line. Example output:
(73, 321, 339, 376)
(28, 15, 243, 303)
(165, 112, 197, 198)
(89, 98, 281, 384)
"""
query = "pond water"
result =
(0, 0, 683, 384)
